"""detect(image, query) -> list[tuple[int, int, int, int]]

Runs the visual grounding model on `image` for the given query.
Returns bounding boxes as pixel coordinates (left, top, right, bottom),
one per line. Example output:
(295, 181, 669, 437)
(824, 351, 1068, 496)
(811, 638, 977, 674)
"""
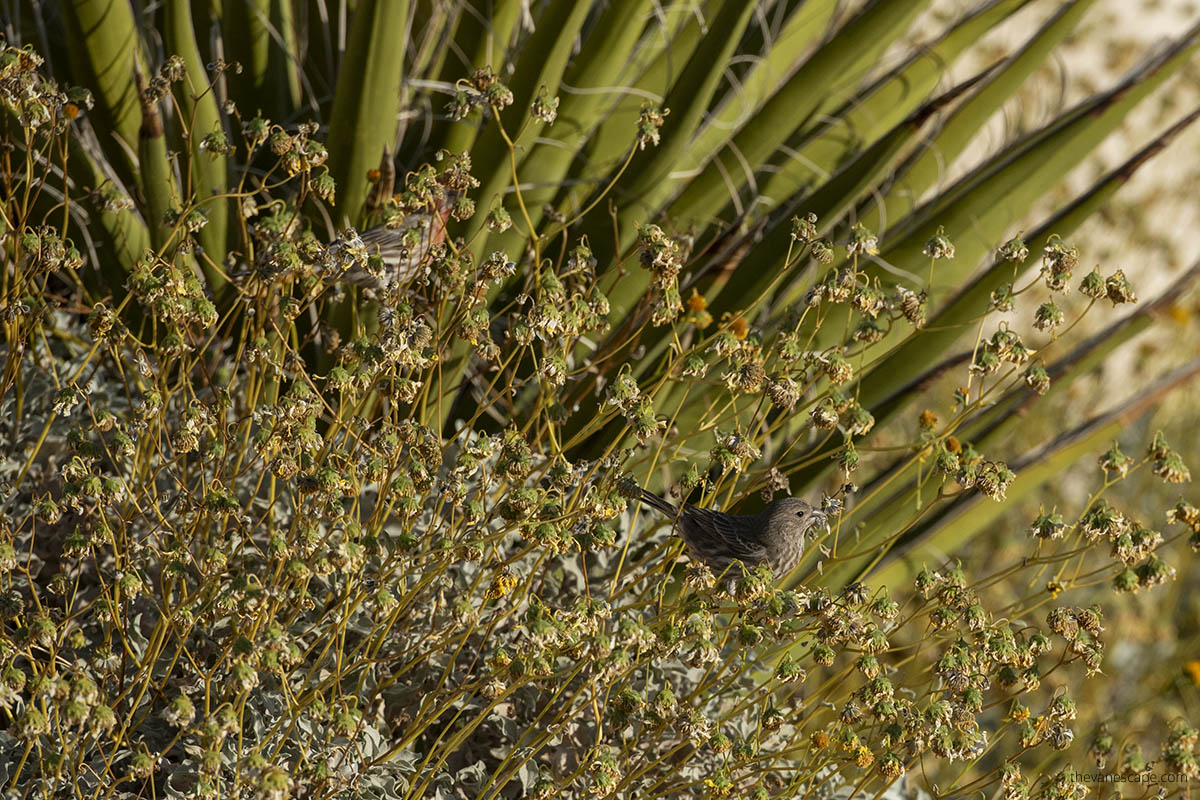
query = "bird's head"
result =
(771, 497, 828, 534)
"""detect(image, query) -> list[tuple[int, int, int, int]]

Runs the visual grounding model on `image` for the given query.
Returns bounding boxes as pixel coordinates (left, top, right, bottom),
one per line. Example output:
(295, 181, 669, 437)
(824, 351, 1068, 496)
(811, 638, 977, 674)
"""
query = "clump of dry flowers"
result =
(0, 34, 1197, 800)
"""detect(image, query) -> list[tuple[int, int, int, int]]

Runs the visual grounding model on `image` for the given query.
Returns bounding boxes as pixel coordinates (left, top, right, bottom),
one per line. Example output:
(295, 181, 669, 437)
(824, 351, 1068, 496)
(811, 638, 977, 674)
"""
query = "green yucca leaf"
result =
(705, 67, 995, 320)
(859, 0, 1100, 231)
(815, 262, 1200, 589)
(435, 0, 527, 156)
(854, 108, 1200, 415)
(614, 0, 771, 203)
(668, 0, 842, 196)
(222, 0, 301, 123)
(711, 0, 1097, 324)
(571, 0, 762, 273)
(757, 0, 1032, 208)
(581, 1, 721, 178)
(774, 112, 1200, 511)
(326, 0, 411, 225)
(62, 1, 143, 184)
(165, 0, 229, 288)
(488, 0, 658, 244)
(868, 355, 1200, 589)
(66, 138, 150, 294)
(859, 26, 1200, 299)
(465, 0, 594, 249)
(135, 67, 180, 253)
(664, 0, 934, 233)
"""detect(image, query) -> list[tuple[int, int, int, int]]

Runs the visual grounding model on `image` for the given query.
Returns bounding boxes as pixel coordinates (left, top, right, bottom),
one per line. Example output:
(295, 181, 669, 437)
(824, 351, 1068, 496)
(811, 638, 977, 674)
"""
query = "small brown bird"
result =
(236, 194, 455, 288)
(341, 196, 454, 291)
(631, 486, 826, 578)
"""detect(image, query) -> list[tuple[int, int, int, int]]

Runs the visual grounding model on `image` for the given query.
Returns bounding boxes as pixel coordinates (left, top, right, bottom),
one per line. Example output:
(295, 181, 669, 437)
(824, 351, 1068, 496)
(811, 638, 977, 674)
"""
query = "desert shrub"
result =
(0, 3, 1198, 799)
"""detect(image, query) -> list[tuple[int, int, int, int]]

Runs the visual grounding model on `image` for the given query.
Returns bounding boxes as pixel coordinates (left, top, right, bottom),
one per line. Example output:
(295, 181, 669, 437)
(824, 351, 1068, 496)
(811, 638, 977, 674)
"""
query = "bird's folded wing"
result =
(684, 508, 768, 564)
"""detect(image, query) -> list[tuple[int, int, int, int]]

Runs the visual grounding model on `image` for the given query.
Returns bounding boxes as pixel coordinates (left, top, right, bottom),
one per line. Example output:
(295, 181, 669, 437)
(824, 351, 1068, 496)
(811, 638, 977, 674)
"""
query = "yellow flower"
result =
(1184, 660, 1200, 685)
(485, 569, 519, 600)
(703, 776, 733, 797)
(687, 288, 707, 312)
(918, 410, 938, 429)
(729, 316, 748, 341)
(366, 168, 381, 182)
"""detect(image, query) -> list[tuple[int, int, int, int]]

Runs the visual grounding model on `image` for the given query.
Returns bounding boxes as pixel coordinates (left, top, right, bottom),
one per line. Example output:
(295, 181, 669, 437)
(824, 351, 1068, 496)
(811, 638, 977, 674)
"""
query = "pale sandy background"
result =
(928, 0, 1200, 295)
(909, 0, 1200, 422)
(913, 0, 1200, 725)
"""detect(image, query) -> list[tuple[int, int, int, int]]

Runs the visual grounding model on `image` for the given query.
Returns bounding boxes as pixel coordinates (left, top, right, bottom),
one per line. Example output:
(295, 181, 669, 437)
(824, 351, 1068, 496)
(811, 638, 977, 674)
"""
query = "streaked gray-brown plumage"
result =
(236, 195, 453, 288)
(632, 487, 825, 578)
(341, 145, 451, 290)
(341, 202, 452, 290)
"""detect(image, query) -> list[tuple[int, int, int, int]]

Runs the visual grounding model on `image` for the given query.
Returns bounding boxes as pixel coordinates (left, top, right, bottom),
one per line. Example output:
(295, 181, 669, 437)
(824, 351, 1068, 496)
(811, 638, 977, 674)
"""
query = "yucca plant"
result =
(1, 1, 1199, 798)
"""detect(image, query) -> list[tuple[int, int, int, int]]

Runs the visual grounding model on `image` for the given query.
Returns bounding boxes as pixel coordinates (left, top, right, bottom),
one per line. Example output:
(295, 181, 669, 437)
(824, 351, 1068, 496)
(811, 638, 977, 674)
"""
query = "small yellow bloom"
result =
(687, 288, 707, 312)
(729, 316, 748, 341)
(703, 777, 733, 797)
(485, 569, 519, 600)
(945, 436, 962, 454)
(366, 168, 381, 182)
(919, 410, 938, 429)
(1046, 580, 1064, 599)
(1184, 660, 1200, 685)
(63, 103, 80, 120)
(810, 731, 829, 749)
(854, 744, 874, 768)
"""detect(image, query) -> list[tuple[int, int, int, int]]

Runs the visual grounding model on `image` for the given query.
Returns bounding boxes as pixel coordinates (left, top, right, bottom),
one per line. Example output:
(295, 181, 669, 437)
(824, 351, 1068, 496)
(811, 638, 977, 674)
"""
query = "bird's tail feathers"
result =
(634, 488, 679, 517)
(617, 477, 681, 517)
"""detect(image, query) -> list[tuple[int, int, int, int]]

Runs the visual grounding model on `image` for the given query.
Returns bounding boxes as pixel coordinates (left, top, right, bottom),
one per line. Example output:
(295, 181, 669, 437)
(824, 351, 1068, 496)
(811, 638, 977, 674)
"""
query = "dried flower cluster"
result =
(0, 34, 1195, 800)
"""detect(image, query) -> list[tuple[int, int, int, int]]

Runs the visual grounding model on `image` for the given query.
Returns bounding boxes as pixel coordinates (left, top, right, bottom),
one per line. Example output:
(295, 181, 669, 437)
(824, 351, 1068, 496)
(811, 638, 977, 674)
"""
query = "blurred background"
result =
(911, 0, 1200, 759)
